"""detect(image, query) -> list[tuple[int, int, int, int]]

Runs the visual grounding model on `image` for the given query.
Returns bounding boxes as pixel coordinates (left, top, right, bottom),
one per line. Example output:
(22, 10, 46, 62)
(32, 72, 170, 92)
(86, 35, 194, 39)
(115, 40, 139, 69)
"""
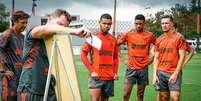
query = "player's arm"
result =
(0, 29, 10, 75)
(0, 30, 15, 79)
(113, 43, 119, 80)
(0, 51, 14, 79)
(175, 49, 185, 74)
(183, 45, 194, 67)
(119, 50, 126, 64)
(183, 51, 194, 67)
(81, 43, 99, 79)
(149, 46, 155, 64)
(173, 37, 186, 73)
(80, 43, 94, 74)
(152, 51, 159, 86)
(117, 33, 131, 66)
(117, 33, 127, 46)
(169, 49, 185, 84)
(0, 29, 12, 48)
(149, 33, 156, 64)
(31, 25, 88, 39)
(169, 36, 186, 83)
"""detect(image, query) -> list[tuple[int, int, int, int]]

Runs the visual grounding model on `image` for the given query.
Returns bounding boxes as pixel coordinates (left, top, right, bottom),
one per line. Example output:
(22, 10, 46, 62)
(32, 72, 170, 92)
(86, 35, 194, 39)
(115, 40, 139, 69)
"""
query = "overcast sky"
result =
(1, 0, 190, 21)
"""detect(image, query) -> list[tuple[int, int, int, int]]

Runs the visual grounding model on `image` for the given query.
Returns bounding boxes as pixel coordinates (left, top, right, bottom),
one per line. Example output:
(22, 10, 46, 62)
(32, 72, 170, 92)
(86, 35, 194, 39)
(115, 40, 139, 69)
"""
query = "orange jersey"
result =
(81, 32, 118, 80)
(118, 31, 156, 70)
(155, 33, 186, 73)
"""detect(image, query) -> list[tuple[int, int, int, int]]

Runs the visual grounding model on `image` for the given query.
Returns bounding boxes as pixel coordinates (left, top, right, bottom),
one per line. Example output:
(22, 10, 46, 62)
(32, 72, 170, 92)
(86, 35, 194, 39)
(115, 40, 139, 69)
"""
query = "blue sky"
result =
(1, 0, 190, 21)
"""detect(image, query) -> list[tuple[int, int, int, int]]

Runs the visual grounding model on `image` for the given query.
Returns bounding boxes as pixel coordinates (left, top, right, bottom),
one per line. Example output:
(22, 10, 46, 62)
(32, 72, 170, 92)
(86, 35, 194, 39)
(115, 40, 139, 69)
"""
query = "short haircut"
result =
(161, 15, 174, 22)
(100, 13, 112, 20)
(12, 10, 30, 23)
(173, 22, 177, 29)
(135, 14, 145, 21)
(51, 9, 71, 22)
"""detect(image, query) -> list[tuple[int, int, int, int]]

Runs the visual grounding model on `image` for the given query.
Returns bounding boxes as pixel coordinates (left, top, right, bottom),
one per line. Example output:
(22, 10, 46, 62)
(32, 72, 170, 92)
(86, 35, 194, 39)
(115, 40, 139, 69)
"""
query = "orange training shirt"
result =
(155, 33, 186, 73)
(81, 32, 118, 80)
(118, 31, 156, 70)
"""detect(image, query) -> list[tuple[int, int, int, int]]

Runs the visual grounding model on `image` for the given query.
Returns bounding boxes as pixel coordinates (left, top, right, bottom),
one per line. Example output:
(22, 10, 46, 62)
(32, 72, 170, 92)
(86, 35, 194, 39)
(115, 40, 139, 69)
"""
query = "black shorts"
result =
(155, 70, 182, 92)
(88, 77, 114, 97)
(124, 68, 149, 85)
(17, 91, 57, 101)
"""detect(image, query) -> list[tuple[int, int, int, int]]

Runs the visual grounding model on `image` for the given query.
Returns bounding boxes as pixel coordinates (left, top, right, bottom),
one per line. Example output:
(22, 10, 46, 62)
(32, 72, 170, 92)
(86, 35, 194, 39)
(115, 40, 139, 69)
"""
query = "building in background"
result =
(25, 15, 133, 55)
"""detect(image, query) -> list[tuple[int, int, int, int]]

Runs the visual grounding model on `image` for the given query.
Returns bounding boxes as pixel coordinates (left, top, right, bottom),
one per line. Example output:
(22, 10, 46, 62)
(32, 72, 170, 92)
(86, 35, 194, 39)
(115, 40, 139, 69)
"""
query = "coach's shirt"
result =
(17, 29, 55, 95)
(0, 28, 24, 80)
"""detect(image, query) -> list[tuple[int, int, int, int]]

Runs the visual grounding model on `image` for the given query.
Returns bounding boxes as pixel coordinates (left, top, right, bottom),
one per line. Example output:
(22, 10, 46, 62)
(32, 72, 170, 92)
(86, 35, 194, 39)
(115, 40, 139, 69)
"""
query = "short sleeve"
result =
(154, 39, 160, 52)
(178, 36, 186, 50)
(150, 33, 156, 45)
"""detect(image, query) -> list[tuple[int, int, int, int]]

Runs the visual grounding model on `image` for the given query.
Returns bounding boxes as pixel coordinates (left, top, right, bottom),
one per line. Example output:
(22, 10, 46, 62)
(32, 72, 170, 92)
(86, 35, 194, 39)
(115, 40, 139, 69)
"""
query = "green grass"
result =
(75, 53, 201, 101)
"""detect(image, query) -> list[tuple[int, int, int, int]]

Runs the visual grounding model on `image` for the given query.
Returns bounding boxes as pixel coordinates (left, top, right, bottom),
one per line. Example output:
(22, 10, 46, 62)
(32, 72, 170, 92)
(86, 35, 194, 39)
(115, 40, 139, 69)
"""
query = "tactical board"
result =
(44, 33, 82, 101)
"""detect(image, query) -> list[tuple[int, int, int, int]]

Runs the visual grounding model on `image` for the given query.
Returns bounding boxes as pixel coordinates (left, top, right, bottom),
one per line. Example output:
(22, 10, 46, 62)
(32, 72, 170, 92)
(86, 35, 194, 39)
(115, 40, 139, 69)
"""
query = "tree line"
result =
(0, 1, 200, 39)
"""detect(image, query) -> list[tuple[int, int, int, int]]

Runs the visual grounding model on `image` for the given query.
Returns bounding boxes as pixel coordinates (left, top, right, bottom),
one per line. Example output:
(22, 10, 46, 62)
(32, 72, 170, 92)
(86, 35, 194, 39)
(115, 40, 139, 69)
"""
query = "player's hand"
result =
(123, 60, 133, 68)
(91, 72, 99, 80)
(4, 70, 14, 80)
(169, 73, 178, 84)
(113, 74, 118, 80)
(152, 75, 159, 86)
(117, 33, 126, 44)
(75, 27, 90, 38)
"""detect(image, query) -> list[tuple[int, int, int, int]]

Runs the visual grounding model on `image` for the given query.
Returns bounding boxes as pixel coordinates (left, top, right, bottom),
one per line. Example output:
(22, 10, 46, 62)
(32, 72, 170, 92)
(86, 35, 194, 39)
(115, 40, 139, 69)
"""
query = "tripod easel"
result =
(43, 34, 82, 101)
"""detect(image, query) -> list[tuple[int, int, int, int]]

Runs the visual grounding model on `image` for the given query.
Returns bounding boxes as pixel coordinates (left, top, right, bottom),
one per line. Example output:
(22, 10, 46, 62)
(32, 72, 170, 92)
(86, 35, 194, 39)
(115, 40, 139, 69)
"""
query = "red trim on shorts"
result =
(2, 76, 8, 101)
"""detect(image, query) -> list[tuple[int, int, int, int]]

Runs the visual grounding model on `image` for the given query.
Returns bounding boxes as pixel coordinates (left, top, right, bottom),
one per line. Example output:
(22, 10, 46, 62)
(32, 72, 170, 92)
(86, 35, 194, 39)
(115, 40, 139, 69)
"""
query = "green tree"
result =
(145, 3, 199, 39)
(0, 2, 9, 32)
(145, 14, 163, 38)
(190, 0, 201, 51)
(0, 2, 9, 18)
(0, 21, 9, 32)
(171, 4, 195, 39)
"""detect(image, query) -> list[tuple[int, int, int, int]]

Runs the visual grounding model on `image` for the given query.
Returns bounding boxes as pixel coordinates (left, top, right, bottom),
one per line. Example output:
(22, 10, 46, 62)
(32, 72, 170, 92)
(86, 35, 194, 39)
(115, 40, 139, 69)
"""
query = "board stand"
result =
(43, 35, 77, 101)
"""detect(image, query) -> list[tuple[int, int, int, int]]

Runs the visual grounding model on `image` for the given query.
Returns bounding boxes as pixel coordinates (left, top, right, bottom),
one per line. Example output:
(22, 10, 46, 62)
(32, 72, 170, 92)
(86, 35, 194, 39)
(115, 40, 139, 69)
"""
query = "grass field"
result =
(75, 53, 201, 101)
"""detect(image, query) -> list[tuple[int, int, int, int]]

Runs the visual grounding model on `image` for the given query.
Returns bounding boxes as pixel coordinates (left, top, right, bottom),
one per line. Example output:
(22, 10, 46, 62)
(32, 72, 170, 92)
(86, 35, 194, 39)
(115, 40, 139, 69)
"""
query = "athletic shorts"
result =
(124, 68, 149, 85)
(0, 76, 18, 101)
(155, 70, 182, 92)
(17, 90, 57, 101)
(88, 77, 114, 97)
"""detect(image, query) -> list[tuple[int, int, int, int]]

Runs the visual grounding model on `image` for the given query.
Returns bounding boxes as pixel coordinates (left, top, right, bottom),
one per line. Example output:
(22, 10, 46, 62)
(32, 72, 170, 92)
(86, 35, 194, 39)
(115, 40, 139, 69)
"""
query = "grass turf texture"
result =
(75, 53, 201, 101)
